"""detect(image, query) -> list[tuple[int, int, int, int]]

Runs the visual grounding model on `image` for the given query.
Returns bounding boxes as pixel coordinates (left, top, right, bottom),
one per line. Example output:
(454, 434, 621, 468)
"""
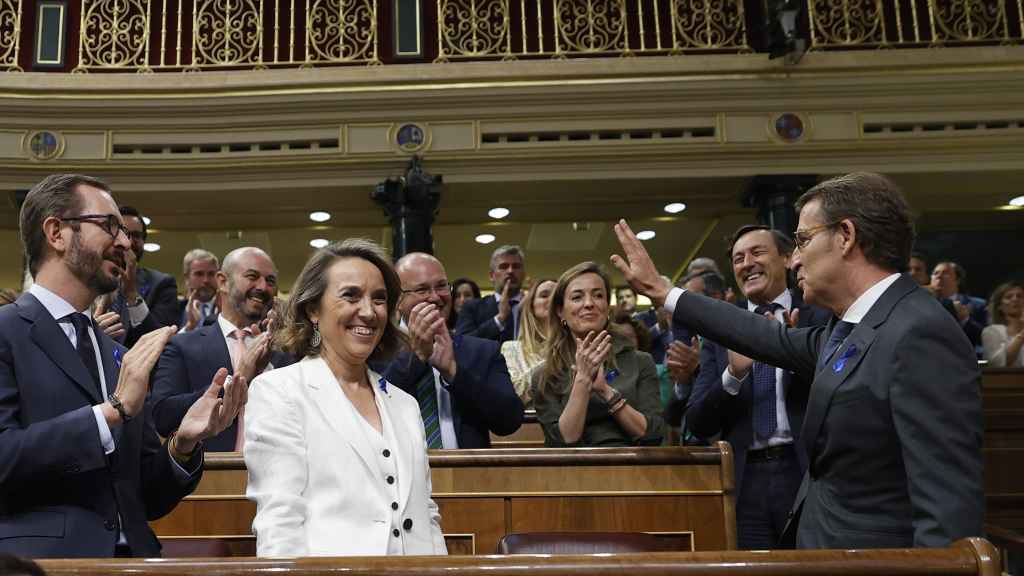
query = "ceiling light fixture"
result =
(143, 242, 161, 252)
(1009, 195, 1024, 207)
(309, 211, 331, 222)
(309, 238, 329, 249)
(488, 207, 510, 219)
(475, 234, 496, 245)
(142, 216, 152, 226)
(636, 230, 656, 241)
(663, 203, 686, 214)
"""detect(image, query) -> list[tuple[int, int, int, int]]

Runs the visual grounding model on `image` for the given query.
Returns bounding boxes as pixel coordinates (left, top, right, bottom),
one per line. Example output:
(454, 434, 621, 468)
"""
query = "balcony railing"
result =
(0, 0, 1021, 73)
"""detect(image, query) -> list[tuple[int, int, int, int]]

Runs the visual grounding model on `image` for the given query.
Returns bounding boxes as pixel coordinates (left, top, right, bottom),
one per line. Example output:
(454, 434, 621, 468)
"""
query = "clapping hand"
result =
(408, 301, 446, 363)
(572, 330, 613, 394)
(666, 337, 700, 383)
(93, 293, 125, 340)
(175, 367, 247, 452)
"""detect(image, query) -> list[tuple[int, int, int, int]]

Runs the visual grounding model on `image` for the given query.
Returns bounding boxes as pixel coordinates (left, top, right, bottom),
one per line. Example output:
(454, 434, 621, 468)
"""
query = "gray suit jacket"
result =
(669, 274, 983, 548)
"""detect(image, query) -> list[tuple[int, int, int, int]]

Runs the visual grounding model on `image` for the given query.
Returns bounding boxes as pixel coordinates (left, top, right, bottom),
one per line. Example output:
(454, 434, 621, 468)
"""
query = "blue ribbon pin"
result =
(378, 376, 389, 395)
(833, 344, 858, 373)
(113, 346, 124, 369)
(605, 368, 620, 383)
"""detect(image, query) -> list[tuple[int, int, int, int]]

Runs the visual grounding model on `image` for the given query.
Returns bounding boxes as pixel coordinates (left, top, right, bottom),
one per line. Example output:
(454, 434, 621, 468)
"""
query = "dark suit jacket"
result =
(685, 293, 830, 504)
(0, 293, 201, 558)
(945, 293, 988, 353)
(379, 335, 524, 448)
(455, 295, 514, 343)
(150, 322, 296, 452)
(669, 274, 983, 548)
(121, 268, 179, 348)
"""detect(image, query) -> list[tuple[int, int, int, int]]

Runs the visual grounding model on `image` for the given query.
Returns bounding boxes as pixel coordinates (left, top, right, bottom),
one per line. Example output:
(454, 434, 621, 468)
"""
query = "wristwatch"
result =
(107, 392, 132, 422)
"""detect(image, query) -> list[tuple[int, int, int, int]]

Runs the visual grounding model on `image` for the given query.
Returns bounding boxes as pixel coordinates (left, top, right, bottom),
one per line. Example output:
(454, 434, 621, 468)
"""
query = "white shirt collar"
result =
(29, 283, 81, 320)
(841, 273, 902, 324)
(218, 314, 243, 339)
(746, 288, 793, 313)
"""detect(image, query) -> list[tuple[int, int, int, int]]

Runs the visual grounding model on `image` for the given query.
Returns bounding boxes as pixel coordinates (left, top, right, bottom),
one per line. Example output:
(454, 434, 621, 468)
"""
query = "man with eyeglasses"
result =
(0, 174, 245, 557)
(103, 205, 179, 348)
(378, 252, 523, 449)
(612, 172, 982, 549)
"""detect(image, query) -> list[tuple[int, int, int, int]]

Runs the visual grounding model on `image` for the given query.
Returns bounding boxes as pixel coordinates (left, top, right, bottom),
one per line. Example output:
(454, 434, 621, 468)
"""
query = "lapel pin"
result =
(605, 368, 620, 383)
(833, 344, 858, 373)
(378, 376, 390, 396)
(113, 346, 124, 369)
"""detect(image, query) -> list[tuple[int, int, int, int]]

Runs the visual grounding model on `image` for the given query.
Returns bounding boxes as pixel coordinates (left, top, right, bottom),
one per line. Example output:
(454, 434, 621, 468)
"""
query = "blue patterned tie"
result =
(416, 369, 442, 449)
(818, 320, 856, 371)
(752, 304, 782, 439)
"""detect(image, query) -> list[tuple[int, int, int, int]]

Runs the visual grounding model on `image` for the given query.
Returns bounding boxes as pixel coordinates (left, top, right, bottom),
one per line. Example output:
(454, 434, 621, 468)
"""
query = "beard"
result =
(227, 284, 271, 325)
(68, 232, 121, 295)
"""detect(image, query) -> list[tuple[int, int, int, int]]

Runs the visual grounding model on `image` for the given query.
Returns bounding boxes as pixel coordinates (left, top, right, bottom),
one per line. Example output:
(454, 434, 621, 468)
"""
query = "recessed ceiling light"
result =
(475, 234, 496, 245)
(488, 207, 510, 219)
(636, 230, 656, 241)
(1009, 195, 1024, 207)
(309, 238, 329, 249)
(309, 211, 331, 222)
(142, 216, 152, 226)
(143, 242, 161, 252)
(664, 203, 686, 214)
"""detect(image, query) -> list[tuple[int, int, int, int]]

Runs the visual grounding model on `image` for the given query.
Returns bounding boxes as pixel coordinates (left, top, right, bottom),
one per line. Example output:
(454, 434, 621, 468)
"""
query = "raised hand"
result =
(572, 330, 613, 393)
(176, 367, 248, 452)
(107, 325, 176, 424)
(782, 307, 800, 328)
(496, 279, 513, 326)
(183, 289, 203, 331)
(610, 220, 673, 307)
(235, 330, 274, 384)
(408, 301, 446, 363)
(121, 250, 139, 301)
(93, 295, 125, 340)
(429, 325, 458, 381)
(666, 337, 700, 382)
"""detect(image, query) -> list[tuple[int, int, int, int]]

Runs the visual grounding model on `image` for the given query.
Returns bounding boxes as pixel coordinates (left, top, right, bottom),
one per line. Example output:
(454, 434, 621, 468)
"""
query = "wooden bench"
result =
(36, 538, 1001, 576)
(489, 409, 543, 448)
(150, 443, 736, 555)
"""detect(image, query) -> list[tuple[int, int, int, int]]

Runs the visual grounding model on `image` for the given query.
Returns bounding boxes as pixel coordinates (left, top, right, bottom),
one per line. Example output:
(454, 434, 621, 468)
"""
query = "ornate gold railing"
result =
(807, 0, 1024, 48)
(0, 0, 21, 70)
(434, 0, 751, 61)
(74, 0, 379, 72)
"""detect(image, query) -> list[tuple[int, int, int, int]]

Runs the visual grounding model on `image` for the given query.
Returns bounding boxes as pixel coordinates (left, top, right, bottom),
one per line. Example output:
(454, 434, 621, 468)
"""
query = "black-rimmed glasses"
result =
(61, 214, 130, 240)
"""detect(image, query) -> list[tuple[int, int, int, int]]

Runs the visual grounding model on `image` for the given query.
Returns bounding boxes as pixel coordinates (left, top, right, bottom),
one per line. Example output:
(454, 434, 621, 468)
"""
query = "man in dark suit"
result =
(381, 252, 523, 449)
(931, 261, 988, 354)
(151, 246, 294, 452)
(176, 248, 220, 333)
(0, 174, 244, 558)
(612, 172, 983, 549)
(109, 206, 180, 347)
(685, 225, 830, 549)
(454, 245, 525, 343)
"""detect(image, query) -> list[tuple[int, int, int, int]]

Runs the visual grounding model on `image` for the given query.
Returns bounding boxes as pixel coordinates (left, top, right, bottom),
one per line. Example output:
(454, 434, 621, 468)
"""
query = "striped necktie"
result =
(752, 303, 782, 438)
(416, 369, 442, 449)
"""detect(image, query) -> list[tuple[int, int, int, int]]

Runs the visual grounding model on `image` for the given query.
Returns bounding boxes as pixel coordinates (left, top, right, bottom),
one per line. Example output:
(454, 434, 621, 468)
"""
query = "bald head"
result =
(395, 252, 451, 320)
(223, 247, 275, 278)
(217, 246, 278, 326)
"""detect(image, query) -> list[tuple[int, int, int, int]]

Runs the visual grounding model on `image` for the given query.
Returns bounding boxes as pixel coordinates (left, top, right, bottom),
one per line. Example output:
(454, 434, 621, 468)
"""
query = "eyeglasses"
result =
(62, 214, 130, 240)
(401, 281, 451, 298)
(793, 222, 838, 250)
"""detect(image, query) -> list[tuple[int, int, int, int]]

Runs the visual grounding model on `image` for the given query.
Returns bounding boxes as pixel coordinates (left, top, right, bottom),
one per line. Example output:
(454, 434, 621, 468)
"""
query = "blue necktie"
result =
(67, 313, 102, 398)
(818, 320, 856, 371)
(416, 370, 442, 449)
(752, 304, 782, 439)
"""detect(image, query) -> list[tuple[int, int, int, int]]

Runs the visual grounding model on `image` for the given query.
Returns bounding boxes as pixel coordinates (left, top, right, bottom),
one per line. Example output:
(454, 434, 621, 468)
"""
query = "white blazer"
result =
(244, 356, 447, 557)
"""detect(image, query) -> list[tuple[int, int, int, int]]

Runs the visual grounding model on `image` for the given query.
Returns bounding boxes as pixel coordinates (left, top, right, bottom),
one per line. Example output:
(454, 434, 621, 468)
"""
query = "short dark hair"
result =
(727, 224, 795, 259)
(795, 172, 914, 273)
(451, 277, 481, 299)
(681, 270, 726, 297)
(615, 285, 636, 298)
(20, 173, 110, 276)
(935, 260, 966, 287)
(119, 205, 147, 239)
(910, 251, 929, 265)
(276, 238, 407, 362)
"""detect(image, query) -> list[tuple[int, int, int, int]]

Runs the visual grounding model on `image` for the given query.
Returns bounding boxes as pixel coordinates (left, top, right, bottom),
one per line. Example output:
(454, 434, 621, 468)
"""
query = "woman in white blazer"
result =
(245, 239, 447, 557)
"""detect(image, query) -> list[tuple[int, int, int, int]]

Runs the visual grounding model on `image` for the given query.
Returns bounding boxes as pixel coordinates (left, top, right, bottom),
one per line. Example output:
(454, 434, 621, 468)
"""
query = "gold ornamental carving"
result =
(193, 0, 262, 66)
(306, 0, 379, 63)
(0, 0, 21, 70)
(437, 0, 511, 59)
(554, 0, 628, 54)
(671, 0, 749, 50)
(77, 0, 152, 70)
(930, 0, 1010, 42)
(807, 0, 885, 46)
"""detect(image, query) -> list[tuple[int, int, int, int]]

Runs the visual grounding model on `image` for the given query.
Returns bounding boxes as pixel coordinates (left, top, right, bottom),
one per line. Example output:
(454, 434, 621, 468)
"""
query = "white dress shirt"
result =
(399, 320, 458, 449)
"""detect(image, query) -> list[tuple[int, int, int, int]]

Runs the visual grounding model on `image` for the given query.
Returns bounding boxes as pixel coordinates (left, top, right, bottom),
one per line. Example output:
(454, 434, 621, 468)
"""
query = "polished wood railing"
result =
(151, 443, 736, 554)
(36, 538, 1002, 576)
(982, 369, 1024, 535)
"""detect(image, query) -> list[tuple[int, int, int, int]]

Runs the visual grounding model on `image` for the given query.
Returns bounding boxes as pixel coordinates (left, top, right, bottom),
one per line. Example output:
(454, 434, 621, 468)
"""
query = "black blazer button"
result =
(391, 502, 399, 511)
(386, 475, 394, 485)
(382, 449, 391, 457)
(392, 528, 400, 537)
(403, 518, 413, 531)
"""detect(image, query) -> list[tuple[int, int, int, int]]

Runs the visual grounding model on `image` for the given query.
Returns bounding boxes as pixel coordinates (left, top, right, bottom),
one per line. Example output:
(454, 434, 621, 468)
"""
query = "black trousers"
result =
(736, 445, 803, 550)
